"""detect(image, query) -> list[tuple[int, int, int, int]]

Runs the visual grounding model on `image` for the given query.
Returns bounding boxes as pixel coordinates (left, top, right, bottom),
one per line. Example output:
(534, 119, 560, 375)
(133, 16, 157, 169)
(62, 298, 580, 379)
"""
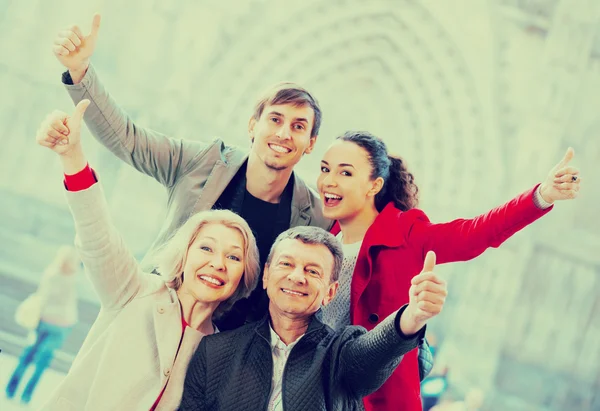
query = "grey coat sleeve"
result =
(335, 305, 423, 397)
(63, 65, 209, 188)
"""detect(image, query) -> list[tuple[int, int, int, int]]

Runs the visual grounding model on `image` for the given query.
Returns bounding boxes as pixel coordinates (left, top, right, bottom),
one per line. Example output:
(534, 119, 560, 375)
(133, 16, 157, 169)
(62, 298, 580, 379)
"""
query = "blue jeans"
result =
(5, 321, 71, 404)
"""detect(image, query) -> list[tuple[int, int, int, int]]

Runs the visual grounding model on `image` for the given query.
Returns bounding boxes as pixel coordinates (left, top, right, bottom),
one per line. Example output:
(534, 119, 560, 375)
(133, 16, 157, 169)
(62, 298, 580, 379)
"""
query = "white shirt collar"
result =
(268, 324, 304, 350)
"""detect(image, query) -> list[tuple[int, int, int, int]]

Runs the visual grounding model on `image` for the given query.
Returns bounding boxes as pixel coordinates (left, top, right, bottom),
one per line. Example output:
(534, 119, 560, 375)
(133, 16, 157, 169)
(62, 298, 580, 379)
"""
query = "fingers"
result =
(67, 100, 90, 134)
(59, 29, 82, 47)
(553, 181, 581, 190)
(52, 44, 70, 56)
(36, 111, 70, 148)
(554, 170, 580, 183)
(550, 175, 581, 200)
(415, 300, 444, 315)
(413, 280, 447, 297)
(421, 251, 436, 273)
(54, 35, 77, 52)
(414, 280, 447, 308)
(51, 115, 70, 135)
(554, 166, 579, 179)
(71, 25, 84, 40)
(412, 271, 445, 286)
(90, 14, 101, 39)
(37, 140, 57, 149)
(73, 99, 90, 121)
(555, 147, 575, 169)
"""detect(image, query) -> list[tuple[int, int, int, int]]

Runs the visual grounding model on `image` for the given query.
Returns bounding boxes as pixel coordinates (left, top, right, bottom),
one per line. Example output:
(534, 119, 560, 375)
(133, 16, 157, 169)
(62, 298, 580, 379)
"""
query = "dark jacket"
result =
(179, 307, 422, 411)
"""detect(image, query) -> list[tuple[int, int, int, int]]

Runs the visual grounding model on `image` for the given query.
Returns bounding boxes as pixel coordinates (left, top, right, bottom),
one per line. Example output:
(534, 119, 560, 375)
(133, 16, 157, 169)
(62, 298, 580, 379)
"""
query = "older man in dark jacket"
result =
(179, 226, 447, 411)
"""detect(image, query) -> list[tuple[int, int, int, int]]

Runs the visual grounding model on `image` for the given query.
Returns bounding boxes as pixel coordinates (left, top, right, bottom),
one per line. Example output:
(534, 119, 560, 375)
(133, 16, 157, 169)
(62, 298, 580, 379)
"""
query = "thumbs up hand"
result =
(539, 147, 582, 203)
(53, 14, 101, 83)
(399, 251, 447, 335)
(36, 100, 90, 156)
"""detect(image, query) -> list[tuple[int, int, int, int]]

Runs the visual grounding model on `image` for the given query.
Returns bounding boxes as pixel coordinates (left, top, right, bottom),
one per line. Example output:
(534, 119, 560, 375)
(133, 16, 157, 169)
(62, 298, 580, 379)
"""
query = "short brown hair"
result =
(266, 226, 343, 283)
(252, 82, 322, 137)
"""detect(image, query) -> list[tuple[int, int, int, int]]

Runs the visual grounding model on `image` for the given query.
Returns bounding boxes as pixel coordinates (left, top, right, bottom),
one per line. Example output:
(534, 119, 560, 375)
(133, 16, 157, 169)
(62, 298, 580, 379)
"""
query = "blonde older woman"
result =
(35, 100, 261, 411)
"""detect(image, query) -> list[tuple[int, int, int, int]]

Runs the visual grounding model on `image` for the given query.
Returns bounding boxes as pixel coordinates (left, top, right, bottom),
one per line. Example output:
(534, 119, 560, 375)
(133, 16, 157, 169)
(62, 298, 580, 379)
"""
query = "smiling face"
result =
(263, 238, 338, 319)
(248, 103, 317, 171)
(179, 223, 246, 304)
(317, 140, 384, 222)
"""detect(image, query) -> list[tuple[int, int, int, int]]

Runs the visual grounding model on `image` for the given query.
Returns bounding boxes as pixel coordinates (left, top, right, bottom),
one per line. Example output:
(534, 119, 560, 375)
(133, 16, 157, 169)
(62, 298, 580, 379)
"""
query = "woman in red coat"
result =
(317, 131, 581, 411)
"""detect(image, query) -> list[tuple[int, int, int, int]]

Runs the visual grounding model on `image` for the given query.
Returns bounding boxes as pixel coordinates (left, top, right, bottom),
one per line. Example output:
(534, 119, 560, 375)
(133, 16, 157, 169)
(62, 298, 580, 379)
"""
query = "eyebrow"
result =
(200, 236, 242, 251)
(320, 160, 356, 169)
(268, 111, 309, 124)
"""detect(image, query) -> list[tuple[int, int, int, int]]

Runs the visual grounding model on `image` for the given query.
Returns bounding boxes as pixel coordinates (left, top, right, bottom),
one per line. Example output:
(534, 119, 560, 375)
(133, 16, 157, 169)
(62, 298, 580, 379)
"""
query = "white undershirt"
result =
(267, 325, 304, 411)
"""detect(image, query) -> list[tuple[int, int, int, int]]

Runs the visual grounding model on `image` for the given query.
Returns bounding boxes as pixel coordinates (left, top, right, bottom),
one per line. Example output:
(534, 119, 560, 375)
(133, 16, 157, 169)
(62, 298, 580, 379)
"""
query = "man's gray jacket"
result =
(63, 65, 331, 265)
(178, 307, 423, 411)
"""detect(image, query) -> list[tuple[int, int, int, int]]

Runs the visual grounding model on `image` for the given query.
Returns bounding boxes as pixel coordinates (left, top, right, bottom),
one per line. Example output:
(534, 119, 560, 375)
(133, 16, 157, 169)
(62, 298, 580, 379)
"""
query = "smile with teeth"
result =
(323, 192, 342, 206)
(324, 193, 342, 200)
(269, 143, 292, 154)
(281, 288, 307, 297)
(198, 275, 225, 287)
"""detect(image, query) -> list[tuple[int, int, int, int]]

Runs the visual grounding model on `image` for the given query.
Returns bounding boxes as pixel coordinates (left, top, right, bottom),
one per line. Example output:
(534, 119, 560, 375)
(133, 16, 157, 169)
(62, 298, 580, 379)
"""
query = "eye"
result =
(307, 268, 320, 276)
(294, 124, 305, 131)
(341, 170, 352, 177)
(270, 117, 280, 123)
(320, 166, 329, 173)
(200, 246, 212, 252)
(228, 255, 241, 262)
(279, 261, 291, 267)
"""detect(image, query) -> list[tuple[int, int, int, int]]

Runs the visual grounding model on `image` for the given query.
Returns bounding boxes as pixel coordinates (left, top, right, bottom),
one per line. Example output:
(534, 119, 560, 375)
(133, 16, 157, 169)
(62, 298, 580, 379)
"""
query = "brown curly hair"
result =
(337, 131, 419, 211)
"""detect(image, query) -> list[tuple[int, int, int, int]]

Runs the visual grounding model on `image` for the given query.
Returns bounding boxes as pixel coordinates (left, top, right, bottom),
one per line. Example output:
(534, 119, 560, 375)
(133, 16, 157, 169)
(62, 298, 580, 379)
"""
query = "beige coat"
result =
(40, 183, 208, 411)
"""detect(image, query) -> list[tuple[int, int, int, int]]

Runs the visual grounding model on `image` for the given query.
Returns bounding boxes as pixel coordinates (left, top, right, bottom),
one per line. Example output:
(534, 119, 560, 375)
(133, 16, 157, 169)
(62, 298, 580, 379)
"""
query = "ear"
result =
(368, 176, 384, 197)
(248, 117, 257, 142)
(262, 263, 270, 290)
(321, 281, 339, 306)
(304, 135, 318, 155)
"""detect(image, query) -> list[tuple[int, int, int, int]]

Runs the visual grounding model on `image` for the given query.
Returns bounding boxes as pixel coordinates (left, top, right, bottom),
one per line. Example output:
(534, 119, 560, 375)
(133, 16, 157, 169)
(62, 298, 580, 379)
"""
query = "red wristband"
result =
(63, 164, 97, 191)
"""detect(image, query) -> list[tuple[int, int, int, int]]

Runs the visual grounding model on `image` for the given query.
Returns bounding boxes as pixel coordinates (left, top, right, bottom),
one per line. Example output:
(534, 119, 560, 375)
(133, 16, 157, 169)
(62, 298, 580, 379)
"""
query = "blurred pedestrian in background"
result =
(5, 246, 80, 405)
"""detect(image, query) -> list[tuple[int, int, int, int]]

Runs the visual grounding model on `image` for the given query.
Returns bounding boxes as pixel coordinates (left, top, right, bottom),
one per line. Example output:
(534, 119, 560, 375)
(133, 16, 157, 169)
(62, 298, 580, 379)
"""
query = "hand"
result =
(53, 14, 101, 81)
(539, 147, 582, 203)
(36, 100, 90, 156)
(400, 251, 447, 335)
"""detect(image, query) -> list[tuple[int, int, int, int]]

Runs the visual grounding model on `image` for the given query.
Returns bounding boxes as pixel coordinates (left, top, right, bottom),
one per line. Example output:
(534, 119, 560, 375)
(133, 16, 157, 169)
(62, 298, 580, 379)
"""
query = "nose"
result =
(322, 171, 337, 187)
(210, 253, 226, 271)
(275, 123, 292, 140)
(287, 267, 307, 285)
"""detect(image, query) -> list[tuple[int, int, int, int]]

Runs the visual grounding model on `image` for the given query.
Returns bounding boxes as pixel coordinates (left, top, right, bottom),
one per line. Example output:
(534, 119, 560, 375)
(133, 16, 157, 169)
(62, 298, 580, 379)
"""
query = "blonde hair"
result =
(152, 210, 260, 318)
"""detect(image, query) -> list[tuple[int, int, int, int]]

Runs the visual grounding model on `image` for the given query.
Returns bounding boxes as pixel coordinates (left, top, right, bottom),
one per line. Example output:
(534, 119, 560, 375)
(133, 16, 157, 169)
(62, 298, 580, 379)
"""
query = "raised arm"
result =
(407, 149, 581, 265)
(51, 14, 208, 187)
(36, 100, 144, 310)
(337, 252, 445, 396)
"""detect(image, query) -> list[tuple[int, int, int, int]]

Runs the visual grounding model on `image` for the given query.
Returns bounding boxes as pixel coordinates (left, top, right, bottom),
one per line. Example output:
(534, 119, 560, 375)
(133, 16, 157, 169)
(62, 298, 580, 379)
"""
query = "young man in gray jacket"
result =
(50, 15, 331, 329)
(178, 227, 446, 411)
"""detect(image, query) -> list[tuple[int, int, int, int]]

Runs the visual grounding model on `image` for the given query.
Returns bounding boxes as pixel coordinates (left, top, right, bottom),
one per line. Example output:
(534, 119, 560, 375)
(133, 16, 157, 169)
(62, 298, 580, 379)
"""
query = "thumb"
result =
(556, 147, 574, 169)
(422, 251, 436, 273)
(70, 100, 90, 129)
(89, 13, 101, 39)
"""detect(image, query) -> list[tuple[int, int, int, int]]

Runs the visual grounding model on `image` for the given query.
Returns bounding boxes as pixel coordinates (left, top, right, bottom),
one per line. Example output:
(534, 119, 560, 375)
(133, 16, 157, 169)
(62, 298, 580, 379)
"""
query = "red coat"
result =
(330, 184, 551, 411)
